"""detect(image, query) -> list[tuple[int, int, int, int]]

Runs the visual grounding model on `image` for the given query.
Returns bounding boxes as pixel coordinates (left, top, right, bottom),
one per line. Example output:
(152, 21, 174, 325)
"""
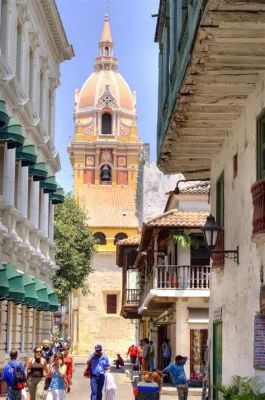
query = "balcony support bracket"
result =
(212, 247, 239, 265)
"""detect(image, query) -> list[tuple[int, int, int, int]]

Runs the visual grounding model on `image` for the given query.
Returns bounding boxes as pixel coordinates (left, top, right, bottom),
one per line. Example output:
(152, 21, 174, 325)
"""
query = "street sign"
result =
(213, 307, 222, 321)
(254, 314, 265, 369)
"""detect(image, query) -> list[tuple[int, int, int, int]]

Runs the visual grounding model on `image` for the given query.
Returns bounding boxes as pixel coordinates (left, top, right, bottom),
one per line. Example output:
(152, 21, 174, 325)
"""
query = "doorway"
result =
(213, 321, 222, 400)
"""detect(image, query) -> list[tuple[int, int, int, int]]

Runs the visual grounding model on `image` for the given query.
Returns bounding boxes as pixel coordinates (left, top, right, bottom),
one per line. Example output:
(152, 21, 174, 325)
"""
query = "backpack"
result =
(9, 362, 26, 390)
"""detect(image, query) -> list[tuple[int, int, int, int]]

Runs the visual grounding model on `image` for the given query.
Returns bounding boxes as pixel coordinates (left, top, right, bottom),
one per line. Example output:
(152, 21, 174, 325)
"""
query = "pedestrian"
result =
(41, 340, 53, 364)
(160, 355, 188, 400)
(46, 353, 66, 400)
(137, 340, 144, 371)
(162, 339, 171, 368)
(142, 338, 151, 372)
(87, 344, 110, 400)
(63, 346, 75, 393)
(126, 344, 137, 371)
(114, 354, 124, 369)
(25, 346, 48, 400)
(53, 339, 61, 354)
(149, 340, 155, 371)
(2, 349, 26, 400)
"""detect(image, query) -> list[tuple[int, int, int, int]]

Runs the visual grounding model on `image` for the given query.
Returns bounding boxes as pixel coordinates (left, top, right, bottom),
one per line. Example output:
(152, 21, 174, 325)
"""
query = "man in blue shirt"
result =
(87, 344, 110, 400)
(2, 349, 26, 400)
(161, 355, 188, 400)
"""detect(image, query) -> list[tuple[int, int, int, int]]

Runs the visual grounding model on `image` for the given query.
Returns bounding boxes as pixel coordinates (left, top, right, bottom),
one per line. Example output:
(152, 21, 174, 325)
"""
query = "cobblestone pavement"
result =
(67, 359, 201, 400)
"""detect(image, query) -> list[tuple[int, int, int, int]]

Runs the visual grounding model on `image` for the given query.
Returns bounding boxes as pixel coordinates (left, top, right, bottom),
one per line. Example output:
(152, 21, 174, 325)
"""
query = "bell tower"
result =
(67, 13, 141, 354)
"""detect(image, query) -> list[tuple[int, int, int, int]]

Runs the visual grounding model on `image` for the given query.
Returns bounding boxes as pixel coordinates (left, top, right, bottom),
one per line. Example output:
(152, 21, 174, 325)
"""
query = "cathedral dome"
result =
(77, 70, 135, 112)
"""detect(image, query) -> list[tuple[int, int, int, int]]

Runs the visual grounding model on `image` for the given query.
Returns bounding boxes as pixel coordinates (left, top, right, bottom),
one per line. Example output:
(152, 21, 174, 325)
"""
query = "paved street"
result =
(68, 359, 200, 400)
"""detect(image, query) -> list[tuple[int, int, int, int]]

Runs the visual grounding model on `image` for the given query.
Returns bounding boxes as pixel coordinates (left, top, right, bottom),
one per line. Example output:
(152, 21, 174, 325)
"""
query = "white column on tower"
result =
(20, 21, 30, 93)
(3, 147, 15, 206)
(48, 202, 54, 241)
(40, 191, 49, 237)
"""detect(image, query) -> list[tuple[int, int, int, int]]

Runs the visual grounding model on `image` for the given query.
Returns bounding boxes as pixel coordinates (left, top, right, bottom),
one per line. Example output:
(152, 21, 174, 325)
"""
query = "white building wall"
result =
(210, 74, 265, 383)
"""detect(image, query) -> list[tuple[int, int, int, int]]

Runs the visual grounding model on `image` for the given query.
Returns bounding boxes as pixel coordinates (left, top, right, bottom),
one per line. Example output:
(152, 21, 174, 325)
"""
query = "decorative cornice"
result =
(39, 0, 74, 62)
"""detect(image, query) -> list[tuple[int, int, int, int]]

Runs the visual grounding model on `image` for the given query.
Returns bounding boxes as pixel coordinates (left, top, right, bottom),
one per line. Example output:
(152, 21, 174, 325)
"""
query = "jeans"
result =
(6, 388, 22, 400)
(149, 358, 155, 371)
(90, 374, 105, 400)
(177, 384, 189, 400)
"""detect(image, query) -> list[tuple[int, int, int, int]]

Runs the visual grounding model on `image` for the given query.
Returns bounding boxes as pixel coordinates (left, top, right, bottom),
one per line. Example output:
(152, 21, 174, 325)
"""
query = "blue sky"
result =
(55, 0, 160, 192)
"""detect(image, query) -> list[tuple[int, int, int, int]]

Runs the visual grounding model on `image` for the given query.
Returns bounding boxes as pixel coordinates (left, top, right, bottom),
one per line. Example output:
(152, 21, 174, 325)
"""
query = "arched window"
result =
(102, 113, 112, 135)
(104, 47, 109, 56)
(100, 165, 112, 184)
(93, 232, 106, 245)
(114, 233, 128, 245)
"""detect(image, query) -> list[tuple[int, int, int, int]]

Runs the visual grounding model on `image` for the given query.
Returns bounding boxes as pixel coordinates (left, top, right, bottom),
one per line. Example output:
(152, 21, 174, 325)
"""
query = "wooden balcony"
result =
(251, 179, 265, 239)
(121, 289, 141, 319)
(139, 265, 211, 316)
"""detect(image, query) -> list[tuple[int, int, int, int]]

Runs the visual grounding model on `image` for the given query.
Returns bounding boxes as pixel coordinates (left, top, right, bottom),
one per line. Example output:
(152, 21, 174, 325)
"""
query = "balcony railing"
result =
(141, 265, 210, 303)
(251, 178, 265, 235)
(126, 289, 141, 305)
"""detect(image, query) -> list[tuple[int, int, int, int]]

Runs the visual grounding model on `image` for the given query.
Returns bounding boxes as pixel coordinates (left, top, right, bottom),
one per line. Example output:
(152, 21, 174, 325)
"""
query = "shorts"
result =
(130, 356, 137, 364)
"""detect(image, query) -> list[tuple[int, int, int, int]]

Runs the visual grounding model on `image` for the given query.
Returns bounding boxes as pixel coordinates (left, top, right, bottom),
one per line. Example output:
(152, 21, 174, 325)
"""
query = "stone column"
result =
(175, 300, 190, 377)
(29, 180, 40, 229)
(20, 305, 25, 353)
(48, 202, 54, 240)
(117, 113, 120, 136)
(6, 302, 13, 354)
(18, 163, 29, 218)
(42, 69, 49, 131)
(112, 112, 116, 135)
(20, 21, 30, 94)
(98, 111, 101, 135)
(150, 327, 159, 369)
(49, 88, 55, 141)
(32, 47, 41, 114)
(2, 0, 17, 72)
(40, 191, 49, 237)
(3, 147, 15, 206)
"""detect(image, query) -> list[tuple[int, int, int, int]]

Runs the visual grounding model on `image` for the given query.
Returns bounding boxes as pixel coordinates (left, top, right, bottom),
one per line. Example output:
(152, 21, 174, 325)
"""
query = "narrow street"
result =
(68, 359, 200, 400)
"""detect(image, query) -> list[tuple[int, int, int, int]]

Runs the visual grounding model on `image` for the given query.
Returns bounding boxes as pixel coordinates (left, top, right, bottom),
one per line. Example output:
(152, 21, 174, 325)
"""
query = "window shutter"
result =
(107, 294, 117, 314)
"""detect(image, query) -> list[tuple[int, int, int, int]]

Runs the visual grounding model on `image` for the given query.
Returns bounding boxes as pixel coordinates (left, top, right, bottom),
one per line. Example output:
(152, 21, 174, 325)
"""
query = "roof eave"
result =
(154, 0, 167, 43)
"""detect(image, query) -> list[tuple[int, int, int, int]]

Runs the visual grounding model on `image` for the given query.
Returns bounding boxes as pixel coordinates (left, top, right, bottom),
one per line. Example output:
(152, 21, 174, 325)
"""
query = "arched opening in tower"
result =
(100, 164, 112, 184)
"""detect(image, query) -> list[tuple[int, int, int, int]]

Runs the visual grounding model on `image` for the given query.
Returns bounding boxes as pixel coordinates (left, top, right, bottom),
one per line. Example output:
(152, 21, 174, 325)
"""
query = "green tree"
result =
(53, 193, 96, 304)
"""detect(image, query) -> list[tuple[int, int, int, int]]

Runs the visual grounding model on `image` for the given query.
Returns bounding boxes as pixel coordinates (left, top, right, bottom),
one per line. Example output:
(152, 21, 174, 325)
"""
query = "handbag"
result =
(84, 364, 91, 379)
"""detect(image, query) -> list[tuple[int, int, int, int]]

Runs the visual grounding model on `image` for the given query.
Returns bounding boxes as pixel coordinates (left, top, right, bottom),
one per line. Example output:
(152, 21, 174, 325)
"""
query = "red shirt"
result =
(127, 346, 138, 357)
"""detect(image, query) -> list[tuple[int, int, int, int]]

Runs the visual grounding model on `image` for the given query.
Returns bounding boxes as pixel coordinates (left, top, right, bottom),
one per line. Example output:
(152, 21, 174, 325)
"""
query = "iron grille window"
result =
(107, 294, 117, 314)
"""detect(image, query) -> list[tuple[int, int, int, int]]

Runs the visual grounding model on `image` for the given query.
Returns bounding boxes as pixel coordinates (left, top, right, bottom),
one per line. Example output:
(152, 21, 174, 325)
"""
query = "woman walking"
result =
(46, 353, 66, 400)
(63, 346, 75, 393)
(25, 346, 48, 399)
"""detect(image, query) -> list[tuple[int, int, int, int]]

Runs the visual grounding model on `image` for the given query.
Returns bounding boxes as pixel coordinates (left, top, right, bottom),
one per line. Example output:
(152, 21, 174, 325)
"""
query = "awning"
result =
(4, 262, 25, 303)
(22, 273, 39, 308)
(34, 278, 50, 311)
(188, 308, 209, 324)
(0, 117, 24, 149)
(0, 261, 9, 299)
(47, 286, 59, 312)
(28, 156, 48, 181)
(0, 100, 9, 127)
(40, 173, 57, 194)
(16, 139, 37, 167)
(49, 185, 65, 204)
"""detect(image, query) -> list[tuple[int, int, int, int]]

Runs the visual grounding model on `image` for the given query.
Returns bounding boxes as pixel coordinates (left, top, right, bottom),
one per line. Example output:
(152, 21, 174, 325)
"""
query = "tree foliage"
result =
(53, 194, 96, 304)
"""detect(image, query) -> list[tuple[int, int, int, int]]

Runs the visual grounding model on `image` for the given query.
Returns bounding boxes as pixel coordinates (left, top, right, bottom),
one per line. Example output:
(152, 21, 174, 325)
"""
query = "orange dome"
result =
(77, 70, 135, 112)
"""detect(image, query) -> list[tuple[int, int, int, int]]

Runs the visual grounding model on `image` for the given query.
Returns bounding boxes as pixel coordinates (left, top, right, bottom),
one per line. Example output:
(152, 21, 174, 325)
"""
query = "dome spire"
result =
(95, 11, 118, 72)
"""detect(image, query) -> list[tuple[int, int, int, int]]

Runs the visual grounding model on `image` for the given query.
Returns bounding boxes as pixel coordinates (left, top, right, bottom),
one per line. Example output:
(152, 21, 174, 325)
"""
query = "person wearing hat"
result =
(87, 344, 110, 400)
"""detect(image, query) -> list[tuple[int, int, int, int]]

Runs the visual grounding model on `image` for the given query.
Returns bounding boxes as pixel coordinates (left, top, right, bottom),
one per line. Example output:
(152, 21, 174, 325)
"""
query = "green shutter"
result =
(40, 172, 57, 193)
(49, 185, 65, 204)
(0, 117, 24, 149)
(257, 113, 265, 180)
(16, 139, 37, 166)
(33, 278, 50, 311)
(47, 286, 59, 312)
(4, 263, 25, 303)
(216, 171, 224, 227)
(22, 273, 39, 308)
(28, 156, 48, 181)
(0, 261, 9, 299)
(0, 100, 9, 127)
(213, 321, 223, 400)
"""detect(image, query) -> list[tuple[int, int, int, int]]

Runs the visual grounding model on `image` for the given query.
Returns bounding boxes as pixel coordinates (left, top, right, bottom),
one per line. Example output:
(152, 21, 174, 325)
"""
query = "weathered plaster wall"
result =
(140, 162, 182, 220)
(210, 74, 265, 382)
(78, 252, 137, 356)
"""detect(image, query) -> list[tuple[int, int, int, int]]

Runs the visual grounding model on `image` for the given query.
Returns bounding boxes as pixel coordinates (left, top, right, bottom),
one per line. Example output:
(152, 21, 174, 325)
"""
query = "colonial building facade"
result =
(155, 0, 265, 396)
(68, 14, 142, 355)
(0, 0, 73, 371)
